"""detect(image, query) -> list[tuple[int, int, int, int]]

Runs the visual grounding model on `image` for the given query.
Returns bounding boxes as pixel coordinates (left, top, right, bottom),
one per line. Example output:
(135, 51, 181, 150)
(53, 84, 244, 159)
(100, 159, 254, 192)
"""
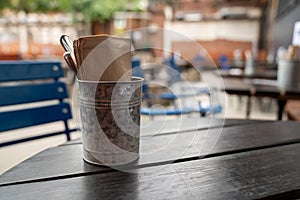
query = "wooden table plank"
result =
(124, 118, 268, 137)
(218, 69, 277, 80)
(223, 78, 300, 120)
(1, 120, 299, 186)
(1, 143, 299, 200)
(222, 78, 252, 95)
(138, 120, 300, 166)
(223, 78, 300, 100)
(59, 118, 269, 146)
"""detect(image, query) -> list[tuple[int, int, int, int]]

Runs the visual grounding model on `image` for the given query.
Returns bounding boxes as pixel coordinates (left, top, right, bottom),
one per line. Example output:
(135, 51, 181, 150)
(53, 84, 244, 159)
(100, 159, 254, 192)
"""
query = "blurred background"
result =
(0, 0, 298, 63)
(1, 0, 299, 122)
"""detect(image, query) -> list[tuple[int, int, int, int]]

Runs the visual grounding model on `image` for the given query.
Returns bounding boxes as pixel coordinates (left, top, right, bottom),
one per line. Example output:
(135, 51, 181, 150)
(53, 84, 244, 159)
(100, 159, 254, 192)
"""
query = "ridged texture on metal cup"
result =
(78, 77, 142, 166)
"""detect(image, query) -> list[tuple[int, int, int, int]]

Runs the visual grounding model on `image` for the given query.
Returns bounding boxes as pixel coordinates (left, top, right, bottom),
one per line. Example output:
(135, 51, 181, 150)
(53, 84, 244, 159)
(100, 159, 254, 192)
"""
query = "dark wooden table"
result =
(223, 78, 300, 120)
(213, 60, 278, 80)
(217, 68, 277, 80)
(1, 118, 300, 199)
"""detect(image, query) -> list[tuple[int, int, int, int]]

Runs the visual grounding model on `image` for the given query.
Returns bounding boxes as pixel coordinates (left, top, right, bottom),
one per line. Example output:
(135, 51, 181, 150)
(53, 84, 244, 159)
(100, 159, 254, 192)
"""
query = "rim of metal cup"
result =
(77, 76, 144, 84)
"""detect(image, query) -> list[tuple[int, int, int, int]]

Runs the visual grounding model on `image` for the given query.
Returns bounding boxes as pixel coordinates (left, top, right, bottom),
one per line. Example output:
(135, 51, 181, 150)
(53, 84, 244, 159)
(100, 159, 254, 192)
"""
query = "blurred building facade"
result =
(0, 0, 299, 64)
(0, 10, 89, 60)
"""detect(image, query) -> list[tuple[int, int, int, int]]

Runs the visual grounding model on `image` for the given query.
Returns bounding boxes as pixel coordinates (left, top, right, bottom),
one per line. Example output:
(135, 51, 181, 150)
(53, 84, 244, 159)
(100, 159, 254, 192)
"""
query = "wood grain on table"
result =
(1, 118, 300, 200)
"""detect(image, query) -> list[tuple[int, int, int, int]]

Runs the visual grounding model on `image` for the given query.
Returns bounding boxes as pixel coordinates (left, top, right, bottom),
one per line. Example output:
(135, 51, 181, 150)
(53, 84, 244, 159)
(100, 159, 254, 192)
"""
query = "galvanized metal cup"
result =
(78, 77, 143, 166)
(245, 59, 256, 76)
(277, 60, 300, 90)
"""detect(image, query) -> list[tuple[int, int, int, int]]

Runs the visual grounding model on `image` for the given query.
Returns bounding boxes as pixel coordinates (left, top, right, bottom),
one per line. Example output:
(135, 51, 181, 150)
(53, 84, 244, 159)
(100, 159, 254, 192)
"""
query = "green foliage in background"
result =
(0, 0, 10, 8)
(0, 0, 70, 13)
(71, 0, 141, 22)
(0, 0, 142, 22)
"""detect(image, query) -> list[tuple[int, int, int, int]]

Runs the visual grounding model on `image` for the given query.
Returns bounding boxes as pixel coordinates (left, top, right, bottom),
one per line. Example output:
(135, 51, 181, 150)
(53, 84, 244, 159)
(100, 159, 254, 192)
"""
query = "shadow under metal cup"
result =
(277, 60, 300, 90)
(78, 77, 143, 166)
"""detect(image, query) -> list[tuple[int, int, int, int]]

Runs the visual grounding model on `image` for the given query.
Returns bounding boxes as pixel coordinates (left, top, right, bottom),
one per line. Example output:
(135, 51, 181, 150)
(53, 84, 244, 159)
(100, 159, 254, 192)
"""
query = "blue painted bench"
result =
(0, 60, 76, 147)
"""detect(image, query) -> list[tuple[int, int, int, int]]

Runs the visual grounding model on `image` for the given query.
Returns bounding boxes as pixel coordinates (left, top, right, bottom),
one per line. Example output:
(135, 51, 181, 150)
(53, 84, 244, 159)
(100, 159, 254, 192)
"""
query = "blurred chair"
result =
(219, 54, 231, 70)
(132, 56, 222, 118)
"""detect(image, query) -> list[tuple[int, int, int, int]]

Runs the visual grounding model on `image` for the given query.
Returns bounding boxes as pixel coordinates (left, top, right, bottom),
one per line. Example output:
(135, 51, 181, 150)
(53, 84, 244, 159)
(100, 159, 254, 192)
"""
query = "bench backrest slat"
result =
(0, 103, 72, 132)
(0, 82, 68, 106)
(0, 60, 63, 82)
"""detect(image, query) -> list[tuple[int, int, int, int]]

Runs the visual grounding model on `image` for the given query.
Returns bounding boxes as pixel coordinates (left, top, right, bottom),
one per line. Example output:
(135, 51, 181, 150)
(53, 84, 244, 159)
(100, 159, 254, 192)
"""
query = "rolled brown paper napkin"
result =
(73, 34, 132, 81)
